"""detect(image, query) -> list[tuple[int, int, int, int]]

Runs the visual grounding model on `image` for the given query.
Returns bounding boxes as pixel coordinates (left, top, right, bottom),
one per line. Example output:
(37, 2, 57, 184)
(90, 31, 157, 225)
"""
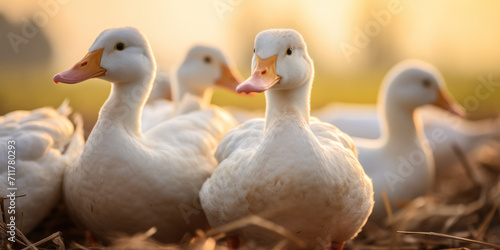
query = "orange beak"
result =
(215, 64, 244, 92)
(434, 89, 466, 117)
(236, 55, 280, 94)
(53, 49, 106, 84)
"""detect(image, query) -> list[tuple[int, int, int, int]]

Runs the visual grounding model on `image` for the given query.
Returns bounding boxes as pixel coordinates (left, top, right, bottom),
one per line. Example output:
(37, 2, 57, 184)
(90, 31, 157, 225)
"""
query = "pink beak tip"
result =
(235, 86, 246, 94)
(236, 83, 262, 94)
(53, 73, 69, 84)
(53, 74, 61, 84)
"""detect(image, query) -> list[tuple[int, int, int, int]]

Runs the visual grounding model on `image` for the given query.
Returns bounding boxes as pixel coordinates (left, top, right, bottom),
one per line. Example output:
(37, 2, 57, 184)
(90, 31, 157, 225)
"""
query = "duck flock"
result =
(1, 27, 499, 249)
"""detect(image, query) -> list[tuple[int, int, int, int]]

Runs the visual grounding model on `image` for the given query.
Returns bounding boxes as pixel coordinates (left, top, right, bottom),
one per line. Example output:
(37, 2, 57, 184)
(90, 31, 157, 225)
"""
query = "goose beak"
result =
(236, 55, 280, 94)
(434, 89, 466, 117)
(53, 49, 106, 84)
(215, 64, 244, 92)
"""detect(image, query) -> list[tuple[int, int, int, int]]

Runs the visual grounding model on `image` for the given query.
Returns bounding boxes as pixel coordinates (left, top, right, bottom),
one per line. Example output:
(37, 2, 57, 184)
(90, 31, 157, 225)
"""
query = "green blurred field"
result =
(1, 68, 500, 133)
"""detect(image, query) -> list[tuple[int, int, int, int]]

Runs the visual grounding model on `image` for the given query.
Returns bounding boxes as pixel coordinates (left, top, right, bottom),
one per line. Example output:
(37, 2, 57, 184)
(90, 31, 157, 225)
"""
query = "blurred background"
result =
(1, 0, 500, 131)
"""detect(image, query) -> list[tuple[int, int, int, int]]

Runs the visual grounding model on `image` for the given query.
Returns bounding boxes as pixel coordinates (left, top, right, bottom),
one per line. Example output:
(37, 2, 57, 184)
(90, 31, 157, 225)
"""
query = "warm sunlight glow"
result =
(1, 0, 500, 118)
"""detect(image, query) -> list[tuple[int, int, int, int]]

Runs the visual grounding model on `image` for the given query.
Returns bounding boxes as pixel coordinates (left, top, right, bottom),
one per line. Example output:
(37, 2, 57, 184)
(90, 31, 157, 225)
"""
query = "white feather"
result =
(200, 29, 373, 249)
(60, 28, 237, 243)
(0, 101, 84, 233)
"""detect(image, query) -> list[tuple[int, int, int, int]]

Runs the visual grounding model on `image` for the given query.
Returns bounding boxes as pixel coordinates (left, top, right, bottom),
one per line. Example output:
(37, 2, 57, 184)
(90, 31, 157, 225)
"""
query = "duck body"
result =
(64, 104, 230, 242)
(55, 27, 236, 243)
(0, 101, 83, 233)
(355, 127, 433, 221)
(204, 114, 373, 248)
(418, 106, 500, 171)
(200, 29, 373, 249)
(140, 99, 174, 132)
(314, 104, 379, 139)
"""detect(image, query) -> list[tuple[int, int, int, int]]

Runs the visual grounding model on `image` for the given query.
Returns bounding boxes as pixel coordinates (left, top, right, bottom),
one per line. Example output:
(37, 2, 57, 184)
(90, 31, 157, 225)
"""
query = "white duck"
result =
(313, 79, 500, 173)
(200, 29, 374, 250)
(353, 60, 465, 221)
(53, 27, 236, 243)
(0, 101, 84, 234)
(141, 45, 242, 131)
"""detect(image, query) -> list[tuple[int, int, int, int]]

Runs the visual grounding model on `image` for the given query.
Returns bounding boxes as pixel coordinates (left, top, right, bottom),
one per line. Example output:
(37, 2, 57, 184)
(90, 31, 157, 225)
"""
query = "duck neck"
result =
(264, 76, 312, 132)
(173, 83, 212, 107)
(172, 72, 212, 109)
(98, 73, 155, 135)
(379, 99, 420, 148)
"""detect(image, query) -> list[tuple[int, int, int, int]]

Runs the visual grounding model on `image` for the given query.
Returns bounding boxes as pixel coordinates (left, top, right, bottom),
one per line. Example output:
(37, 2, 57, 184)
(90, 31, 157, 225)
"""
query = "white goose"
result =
(141, 45, 242, 131)
(200, 29, 374, 250)
(0, 101, 84, 234)
(353, 60, 465, 221)
(53, 27, 236, 243)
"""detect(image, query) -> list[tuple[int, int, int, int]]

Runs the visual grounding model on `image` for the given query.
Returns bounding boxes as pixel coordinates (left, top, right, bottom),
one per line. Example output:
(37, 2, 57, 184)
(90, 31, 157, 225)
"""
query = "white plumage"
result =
(200, 29, 373, 250)
(352, 60, 465, 221)
(314, 79, 500, 175)
(141, 45, 242, 131)
(0, 100, 84, 233)
(54, 27, 236, 243)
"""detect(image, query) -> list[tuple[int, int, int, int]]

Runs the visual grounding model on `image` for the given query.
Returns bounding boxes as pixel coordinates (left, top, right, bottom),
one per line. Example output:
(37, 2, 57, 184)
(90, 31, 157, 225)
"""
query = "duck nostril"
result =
(80, 61, 88, 67)
(261, 69, 267, 75)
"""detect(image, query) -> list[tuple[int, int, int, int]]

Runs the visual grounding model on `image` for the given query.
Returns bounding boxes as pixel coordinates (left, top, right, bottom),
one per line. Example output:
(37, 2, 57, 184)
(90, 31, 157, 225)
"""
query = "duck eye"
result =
(204, 56, 212, 64)
(253, 48, 255, 53)
(422, 79, 431, 88)
(114, 42, 125, 51)
(286, 47, 292, 55)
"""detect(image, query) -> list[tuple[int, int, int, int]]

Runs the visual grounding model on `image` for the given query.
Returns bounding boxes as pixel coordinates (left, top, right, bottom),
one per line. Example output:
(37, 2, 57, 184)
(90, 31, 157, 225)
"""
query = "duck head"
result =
(383, 60, 465, 117)
(176, 45, 243, 94)
(54, 27, 156, 85)
(236, 29, 313, 94)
